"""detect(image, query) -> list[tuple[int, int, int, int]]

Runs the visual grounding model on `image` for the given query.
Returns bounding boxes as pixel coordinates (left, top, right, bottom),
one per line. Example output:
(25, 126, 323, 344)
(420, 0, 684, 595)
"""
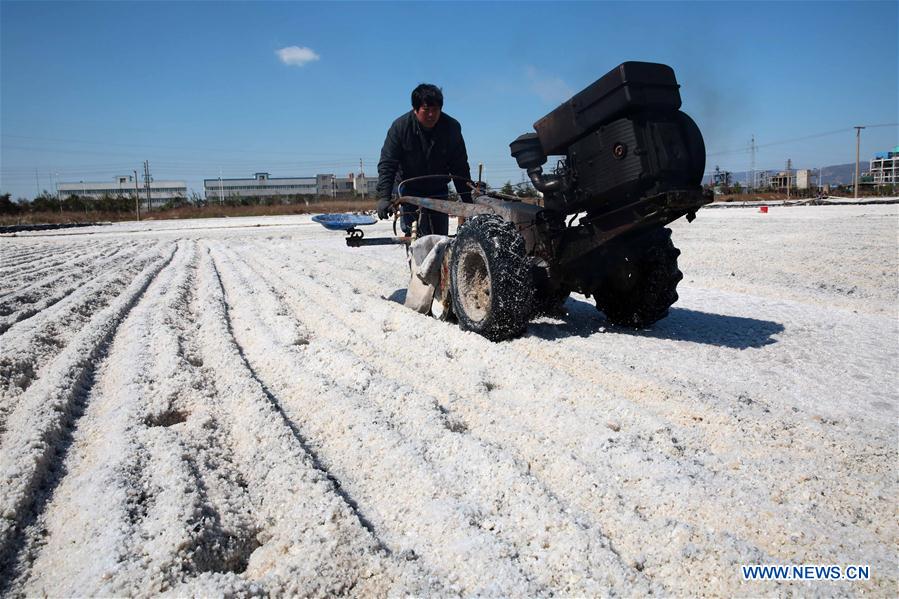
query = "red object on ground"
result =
(759, 206, 769, 213)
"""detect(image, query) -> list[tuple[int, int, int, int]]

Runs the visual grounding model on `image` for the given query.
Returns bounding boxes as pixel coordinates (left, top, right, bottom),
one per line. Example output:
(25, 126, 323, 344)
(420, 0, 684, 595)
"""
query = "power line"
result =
(0, 133, 371, 158)
(706, 123, 898, 157)
(708, 128, 849, 157)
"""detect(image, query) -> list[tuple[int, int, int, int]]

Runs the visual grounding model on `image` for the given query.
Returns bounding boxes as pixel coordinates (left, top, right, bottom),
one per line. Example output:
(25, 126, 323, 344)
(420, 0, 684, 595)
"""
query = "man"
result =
(376, 83, 472, 236)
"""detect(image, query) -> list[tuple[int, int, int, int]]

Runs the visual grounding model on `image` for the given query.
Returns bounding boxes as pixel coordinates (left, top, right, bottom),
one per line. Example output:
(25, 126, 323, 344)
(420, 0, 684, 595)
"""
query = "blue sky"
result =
(1, 0, 896, 198)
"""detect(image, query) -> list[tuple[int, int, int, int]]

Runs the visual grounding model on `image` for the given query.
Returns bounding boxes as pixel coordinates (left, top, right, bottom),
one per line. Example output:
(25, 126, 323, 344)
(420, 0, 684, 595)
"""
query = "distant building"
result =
(763, 168, 813, 191)
(203, 171, 377, 201)
(351, 172, 379, 197)
(57, 175, 186, 207)
(768, 171, 794, 190)
(709, 166, 732, 192)
(870, 147, 898, 185)
(204, 172, 317, 201)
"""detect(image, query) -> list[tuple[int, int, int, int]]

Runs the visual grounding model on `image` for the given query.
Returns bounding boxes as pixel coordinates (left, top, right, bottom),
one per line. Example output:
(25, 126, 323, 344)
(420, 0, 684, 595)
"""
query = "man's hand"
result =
(376, 197, 394, 220)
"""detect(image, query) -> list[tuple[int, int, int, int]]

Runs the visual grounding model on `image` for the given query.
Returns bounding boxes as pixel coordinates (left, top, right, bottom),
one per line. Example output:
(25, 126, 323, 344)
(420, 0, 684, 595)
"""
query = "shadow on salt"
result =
(529, 298, 784, 349)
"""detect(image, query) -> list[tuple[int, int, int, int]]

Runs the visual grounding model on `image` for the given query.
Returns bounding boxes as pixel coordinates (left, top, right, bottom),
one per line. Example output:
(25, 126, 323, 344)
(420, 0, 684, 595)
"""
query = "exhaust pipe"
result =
(527, 166, 565, 193)
(510, 132, 567, 193)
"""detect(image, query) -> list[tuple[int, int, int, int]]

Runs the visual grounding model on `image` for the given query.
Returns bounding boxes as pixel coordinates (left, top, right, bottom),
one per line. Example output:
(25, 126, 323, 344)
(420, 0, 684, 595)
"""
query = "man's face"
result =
(414, 104, 441, 129)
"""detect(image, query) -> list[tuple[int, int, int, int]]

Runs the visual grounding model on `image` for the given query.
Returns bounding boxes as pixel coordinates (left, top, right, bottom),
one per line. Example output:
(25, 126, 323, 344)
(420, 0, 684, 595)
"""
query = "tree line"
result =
(0, 190, 370, 216)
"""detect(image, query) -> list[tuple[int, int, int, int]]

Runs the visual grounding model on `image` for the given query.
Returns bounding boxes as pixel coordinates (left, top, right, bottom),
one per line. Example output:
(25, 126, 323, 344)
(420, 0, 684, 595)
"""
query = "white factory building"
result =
(57, 175, 187, 208)
(203, 172, 378, 201)
(870, 148, 898, 185)
(766, 169, 814, 191)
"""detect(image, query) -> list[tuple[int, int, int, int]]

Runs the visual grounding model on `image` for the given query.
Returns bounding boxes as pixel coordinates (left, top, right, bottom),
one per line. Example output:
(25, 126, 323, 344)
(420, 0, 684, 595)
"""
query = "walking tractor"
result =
(316, 62, 711, 341)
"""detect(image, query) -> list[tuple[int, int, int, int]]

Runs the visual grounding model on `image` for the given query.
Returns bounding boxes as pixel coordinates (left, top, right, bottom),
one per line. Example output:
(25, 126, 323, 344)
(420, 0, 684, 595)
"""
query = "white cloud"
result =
(526, 66, 573, 104)
(276, 46, 320, 67)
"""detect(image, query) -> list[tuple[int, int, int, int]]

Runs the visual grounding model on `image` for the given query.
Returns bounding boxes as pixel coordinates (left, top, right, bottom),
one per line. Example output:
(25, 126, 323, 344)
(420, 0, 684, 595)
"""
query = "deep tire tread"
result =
(450, 215, 534, 341)
(595, 227, 683, 328)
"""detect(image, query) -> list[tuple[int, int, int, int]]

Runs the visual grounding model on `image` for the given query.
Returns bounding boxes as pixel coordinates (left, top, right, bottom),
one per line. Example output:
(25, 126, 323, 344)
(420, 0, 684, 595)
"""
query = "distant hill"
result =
(819, 163, 871, 186)
(722, 162, 869, 186)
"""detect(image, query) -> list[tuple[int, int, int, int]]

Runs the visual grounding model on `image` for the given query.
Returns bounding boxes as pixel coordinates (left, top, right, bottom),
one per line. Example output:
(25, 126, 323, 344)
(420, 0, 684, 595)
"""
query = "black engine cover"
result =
(566, 111, 705, 213)
(509, 62, 707, 217)
(534, 62, 682, 156)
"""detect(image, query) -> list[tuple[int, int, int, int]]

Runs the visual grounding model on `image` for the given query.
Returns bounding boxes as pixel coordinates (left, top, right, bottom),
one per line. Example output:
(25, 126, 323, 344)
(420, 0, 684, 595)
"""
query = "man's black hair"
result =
(411, 83, 443, 110)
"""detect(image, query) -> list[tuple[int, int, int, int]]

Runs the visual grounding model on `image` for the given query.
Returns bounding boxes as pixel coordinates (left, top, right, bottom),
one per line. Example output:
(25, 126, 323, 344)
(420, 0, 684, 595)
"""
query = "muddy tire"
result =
(431, 245, 455, 321)
(594, 227, 683, 328)
(450, 215, 534, 341)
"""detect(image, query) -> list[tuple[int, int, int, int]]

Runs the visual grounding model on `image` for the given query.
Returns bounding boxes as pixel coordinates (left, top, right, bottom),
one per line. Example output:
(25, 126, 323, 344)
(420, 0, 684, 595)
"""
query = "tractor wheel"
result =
(594, 227, 683, 328)
(450, 215, 534, 341)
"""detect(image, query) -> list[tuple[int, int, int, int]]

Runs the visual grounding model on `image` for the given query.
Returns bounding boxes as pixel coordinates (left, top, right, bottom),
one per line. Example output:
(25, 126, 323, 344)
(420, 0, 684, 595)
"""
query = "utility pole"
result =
(35, 169, 40, 197)
(854, 126, 865, 199)
(359, 158, 365, 202)
(143, 160, 152, 213)
(133, 169, 141, 221)
(786, 158, 792, 200)
(219, 168, 224, 205)
(749, 134, 756, 193)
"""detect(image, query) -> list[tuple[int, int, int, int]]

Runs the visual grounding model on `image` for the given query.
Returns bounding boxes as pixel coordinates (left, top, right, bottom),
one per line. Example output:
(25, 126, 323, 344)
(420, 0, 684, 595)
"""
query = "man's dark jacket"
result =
(377, 111, 472, 203)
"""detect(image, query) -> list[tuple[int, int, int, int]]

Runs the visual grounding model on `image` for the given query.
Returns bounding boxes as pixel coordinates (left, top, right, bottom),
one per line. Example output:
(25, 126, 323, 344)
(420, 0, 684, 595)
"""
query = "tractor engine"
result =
(510, 61, 706, 216)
